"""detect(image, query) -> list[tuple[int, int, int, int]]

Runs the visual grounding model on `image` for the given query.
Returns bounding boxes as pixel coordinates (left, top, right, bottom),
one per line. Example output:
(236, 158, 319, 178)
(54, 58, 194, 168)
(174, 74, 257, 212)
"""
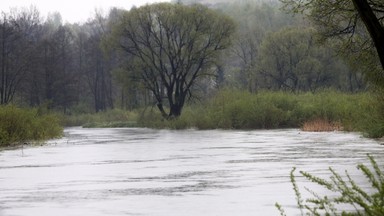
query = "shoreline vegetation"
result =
(2, 89, 383, 147)
(0, 105, 63, 148)
(63, 89, 383, 137)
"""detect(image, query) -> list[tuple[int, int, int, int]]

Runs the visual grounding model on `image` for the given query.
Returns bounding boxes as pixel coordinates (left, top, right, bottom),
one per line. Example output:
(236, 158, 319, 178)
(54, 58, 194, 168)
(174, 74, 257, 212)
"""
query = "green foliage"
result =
(136, 106, 199, 129)
(64, 89, 384, 138)
(205, 90, 370, 130)
(83, 121, 137, 128)
(205, 90, 292, 129)
(62, 109, 138, 128)
(351, 91, 384, 138)
(256, 27, 355, 92)
(276, 155, 384, 215)
(138, 89, 375, 133)
(0, 105, 62, 147)
(281, 0, 384, 87)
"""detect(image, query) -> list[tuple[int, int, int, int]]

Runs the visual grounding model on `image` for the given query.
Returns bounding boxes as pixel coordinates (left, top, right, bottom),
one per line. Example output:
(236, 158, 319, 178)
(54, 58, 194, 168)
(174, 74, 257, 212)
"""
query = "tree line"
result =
(0, 7, 116, 113)
(1, 0, 381, 116)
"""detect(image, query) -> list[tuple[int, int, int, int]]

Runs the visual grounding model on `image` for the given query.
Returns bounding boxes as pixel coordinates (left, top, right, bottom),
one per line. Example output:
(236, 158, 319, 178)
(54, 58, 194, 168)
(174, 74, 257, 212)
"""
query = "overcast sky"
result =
(0, 0, 171, 23)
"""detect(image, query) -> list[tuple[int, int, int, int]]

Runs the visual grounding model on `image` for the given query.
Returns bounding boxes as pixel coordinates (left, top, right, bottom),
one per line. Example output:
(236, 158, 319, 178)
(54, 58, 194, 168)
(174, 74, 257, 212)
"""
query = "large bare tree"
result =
(109, 3, 235, 118)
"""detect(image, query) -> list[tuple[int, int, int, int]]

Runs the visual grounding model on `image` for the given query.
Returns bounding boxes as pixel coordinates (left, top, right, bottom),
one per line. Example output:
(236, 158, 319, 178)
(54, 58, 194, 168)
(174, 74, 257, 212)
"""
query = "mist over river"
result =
(1, 128, 383, 215)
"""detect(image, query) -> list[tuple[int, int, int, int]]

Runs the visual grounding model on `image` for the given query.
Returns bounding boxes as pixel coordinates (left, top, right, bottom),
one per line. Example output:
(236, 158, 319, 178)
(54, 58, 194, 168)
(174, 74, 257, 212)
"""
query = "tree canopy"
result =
(281, 0, 384, 72)
(256, 27, 349, 92)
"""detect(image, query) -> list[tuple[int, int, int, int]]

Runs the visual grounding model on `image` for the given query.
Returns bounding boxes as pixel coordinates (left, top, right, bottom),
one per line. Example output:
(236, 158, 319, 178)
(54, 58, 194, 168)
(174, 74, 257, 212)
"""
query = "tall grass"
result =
(62, 89, 383, 138)
(352, 92, 384, 138)
(62, 109, 138, 128)
(0, 105, 62, 147)
(138, 89, 373, 133)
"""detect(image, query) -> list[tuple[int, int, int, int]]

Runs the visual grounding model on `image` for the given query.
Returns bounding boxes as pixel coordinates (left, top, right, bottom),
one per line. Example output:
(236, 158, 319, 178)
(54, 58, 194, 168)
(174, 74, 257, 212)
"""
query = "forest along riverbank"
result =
(0, 128, 383, 216)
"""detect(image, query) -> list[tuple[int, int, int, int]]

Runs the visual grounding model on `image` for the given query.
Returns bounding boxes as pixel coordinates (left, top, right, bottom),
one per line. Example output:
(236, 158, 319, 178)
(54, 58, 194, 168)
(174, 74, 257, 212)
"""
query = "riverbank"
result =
(62, 90, 384, 138)
(0, 105, 63, 147)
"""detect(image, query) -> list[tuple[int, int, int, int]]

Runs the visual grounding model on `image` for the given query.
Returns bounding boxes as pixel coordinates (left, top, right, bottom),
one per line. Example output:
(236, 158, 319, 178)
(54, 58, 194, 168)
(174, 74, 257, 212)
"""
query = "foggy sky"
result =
(0, 0, 171, 23)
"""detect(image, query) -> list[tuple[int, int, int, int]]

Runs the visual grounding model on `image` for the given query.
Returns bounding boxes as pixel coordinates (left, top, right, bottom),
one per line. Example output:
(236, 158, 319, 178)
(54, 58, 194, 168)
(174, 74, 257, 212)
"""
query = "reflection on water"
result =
(0, 128, 383, 216)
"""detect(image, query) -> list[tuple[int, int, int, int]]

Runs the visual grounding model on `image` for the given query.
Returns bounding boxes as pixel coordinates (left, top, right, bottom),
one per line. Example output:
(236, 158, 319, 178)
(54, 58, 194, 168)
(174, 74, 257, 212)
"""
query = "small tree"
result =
(109, 3, 235, 118)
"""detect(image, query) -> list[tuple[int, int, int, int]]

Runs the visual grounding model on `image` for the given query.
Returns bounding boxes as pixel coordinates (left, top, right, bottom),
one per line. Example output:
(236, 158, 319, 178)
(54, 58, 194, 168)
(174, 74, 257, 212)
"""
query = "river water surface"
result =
(1, 128, 384, 215)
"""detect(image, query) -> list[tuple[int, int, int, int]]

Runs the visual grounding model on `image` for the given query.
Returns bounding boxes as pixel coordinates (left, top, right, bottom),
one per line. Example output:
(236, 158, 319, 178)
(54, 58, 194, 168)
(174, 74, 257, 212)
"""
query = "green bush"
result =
(351, 93, 384, 138)
(292, 91, 365, 128)
(276, 155, 384, 216)
(196, 89, 370, 131)
(0, 105, 62, 146)
(201, 90, 296, 129)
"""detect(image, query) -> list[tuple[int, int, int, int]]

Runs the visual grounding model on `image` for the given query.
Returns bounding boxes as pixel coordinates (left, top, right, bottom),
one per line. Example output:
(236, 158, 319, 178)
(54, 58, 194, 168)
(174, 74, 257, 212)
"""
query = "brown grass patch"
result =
(301, 118, 343, 132)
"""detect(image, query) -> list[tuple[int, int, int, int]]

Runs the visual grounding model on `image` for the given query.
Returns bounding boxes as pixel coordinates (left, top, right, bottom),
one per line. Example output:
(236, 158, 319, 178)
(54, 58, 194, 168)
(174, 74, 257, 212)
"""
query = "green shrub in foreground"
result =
(0, 105, 62, 146)
(276, 155, 384, 216)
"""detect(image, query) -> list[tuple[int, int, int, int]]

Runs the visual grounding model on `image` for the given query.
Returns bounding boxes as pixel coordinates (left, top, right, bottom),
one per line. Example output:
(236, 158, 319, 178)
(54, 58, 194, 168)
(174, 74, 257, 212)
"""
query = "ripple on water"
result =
(0, 128, 383, 216)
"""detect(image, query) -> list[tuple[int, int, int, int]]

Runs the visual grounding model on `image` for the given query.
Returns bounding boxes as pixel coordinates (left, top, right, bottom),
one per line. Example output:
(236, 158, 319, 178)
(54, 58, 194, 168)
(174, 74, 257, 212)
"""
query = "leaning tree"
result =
(109, 3, 235, 118)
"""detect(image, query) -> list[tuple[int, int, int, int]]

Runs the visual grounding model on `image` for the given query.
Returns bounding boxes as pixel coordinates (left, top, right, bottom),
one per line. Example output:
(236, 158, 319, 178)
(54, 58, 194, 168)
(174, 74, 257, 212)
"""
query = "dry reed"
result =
(301, 118, 343, 132)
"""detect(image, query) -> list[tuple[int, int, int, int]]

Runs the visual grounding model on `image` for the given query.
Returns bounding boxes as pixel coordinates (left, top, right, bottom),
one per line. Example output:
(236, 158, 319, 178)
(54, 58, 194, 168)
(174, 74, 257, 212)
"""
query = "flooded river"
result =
(1, 128, 383, 215)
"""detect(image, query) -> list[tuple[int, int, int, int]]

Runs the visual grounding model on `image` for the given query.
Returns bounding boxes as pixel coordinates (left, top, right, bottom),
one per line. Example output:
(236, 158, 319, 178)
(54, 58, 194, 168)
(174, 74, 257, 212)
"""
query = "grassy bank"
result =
(62, 90, 384, 138)
(62, 109, 139, 128)
(0, 105, 63, 147)
(138, 90, 382, 137)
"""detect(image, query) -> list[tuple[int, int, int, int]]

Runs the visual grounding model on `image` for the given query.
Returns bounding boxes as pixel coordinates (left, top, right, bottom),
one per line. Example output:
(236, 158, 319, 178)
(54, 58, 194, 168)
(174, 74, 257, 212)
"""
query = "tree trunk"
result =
(157, 103, 168, 118)
(169, 104, 182, 118)
(1, 25, 5, 104)
(352, 0, 384, 70)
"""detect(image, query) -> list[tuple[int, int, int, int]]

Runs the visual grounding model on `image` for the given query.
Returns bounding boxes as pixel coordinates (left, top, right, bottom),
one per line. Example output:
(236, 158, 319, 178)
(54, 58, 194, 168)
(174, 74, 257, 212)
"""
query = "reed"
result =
(301, 118, 343, 132)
